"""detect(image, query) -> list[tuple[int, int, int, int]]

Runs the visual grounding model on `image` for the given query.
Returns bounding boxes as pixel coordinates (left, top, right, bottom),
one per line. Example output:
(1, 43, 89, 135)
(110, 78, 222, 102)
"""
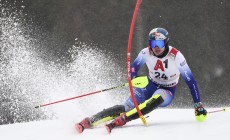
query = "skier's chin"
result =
(154, 50, 164, 56)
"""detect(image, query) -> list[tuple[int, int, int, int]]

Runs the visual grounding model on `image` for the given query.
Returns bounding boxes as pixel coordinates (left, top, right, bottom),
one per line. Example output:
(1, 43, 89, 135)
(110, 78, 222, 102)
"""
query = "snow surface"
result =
(0, 108, 229, 140)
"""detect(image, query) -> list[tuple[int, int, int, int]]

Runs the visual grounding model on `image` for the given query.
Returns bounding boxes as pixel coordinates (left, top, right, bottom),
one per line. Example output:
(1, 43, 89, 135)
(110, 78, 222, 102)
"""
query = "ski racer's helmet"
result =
(148, 28, 169, 49)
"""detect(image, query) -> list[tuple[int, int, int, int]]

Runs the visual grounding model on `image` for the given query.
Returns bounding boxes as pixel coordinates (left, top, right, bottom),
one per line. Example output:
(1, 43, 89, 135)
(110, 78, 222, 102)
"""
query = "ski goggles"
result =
(149, 40, 165, 48)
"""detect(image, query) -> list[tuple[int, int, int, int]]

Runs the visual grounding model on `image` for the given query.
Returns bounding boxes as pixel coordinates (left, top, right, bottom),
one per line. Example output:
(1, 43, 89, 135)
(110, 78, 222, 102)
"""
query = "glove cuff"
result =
(194, 102, 205, 112)
(194, 102, 203, 109)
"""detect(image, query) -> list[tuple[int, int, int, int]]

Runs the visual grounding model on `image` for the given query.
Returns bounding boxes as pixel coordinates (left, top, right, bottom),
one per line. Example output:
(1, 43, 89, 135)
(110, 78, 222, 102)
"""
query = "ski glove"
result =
(194, 102, 207, 122)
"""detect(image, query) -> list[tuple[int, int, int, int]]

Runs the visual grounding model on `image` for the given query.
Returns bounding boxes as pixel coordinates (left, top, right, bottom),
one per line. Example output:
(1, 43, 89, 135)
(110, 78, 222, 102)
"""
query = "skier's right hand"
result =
(194, 102, 207, 122)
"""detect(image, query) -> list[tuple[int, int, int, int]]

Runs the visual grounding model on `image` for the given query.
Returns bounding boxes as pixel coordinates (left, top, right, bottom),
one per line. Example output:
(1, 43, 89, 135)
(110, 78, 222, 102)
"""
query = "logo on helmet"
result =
(153, 32, 161, 36)
(149, 28, 168, 41)
(151, 32, 165, 40)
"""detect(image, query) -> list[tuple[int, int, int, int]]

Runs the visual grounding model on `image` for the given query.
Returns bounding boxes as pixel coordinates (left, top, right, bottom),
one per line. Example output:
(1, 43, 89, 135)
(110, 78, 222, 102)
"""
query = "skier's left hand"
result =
(194, 102, 207, 122)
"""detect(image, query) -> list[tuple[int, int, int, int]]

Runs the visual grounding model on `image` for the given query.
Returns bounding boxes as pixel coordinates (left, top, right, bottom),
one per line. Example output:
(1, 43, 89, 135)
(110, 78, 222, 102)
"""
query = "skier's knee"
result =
(153, 89, 174, 107)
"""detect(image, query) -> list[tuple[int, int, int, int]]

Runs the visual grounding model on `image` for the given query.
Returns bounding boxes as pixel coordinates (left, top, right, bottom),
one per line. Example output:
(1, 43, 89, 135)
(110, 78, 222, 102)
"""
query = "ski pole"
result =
(35, 76, 148, 108)
(208, 108, 226, 114)
(35, 84, 125, 108)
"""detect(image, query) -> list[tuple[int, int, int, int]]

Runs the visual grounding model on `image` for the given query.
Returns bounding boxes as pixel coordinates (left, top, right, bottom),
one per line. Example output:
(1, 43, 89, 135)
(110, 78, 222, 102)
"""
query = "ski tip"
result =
(105, 124, 112, 134)
(75, 123, 84, 134)
(35, 105, 40, 109)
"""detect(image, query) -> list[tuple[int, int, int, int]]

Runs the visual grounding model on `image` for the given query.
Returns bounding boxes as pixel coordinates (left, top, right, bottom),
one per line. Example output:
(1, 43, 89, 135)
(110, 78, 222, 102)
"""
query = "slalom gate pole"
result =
(208, 108, 226, 114)
(127, 0, 147, 126)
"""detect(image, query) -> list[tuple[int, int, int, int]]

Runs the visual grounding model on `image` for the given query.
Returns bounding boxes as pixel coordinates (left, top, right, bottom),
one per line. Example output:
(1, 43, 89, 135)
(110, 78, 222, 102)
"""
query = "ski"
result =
(75, 122, 115, 134)
(75, 123, 84, 133)
(105, 124, 114, 134)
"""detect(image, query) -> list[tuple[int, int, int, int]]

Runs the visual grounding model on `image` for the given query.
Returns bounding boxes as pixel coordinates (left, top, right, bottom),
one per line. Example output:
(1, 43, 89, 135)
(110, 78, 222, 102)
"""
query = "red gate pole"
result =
(127, 0, 147, 126)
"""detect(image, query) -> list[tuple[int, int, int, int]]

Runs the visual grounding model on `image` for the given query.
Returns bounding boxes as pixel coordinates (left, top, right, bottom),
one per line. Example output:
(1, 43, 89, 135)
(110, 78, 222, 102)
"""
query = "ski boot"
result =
(105, 113, 128, 134)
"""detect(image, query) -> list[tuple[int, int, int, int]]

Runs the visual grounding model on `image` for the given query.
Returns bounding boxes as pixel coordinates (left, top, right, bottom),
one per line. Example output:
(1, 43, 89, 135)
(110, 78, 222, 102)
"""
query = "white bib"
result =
(142, 46, 181, 87)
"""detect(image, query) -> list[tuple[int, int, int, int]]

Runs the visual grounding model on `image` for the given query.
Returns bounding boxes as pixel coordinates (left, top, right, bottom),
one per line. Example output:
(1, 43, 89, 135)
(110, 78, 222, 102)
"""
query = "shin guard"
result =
(126, 94, 164, 121)
(90, 105, 125, 126)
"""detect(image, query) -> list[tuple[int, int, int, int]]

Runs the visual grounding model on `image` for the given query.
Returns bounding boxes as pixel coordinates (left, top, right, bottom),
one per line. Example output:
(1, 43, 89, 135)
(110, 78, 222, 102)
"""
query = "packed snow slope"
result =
(0, 108, 229, 140)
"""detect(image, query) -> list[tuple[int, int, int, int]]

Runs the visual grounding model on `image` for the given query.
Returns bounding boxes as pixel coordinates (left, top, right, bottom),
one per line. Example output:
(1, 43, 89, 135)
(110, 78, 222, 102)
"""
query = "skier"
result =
(75, 27, 207, 133)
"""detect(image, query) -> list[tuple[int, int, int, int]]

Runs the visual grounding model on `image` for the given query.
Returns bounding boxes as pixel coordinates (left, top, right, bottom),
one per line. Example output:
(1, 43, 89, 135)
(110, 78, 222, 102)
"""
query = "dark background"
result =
(1, 0, 229, 124)
(23, 0, 230, 105)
